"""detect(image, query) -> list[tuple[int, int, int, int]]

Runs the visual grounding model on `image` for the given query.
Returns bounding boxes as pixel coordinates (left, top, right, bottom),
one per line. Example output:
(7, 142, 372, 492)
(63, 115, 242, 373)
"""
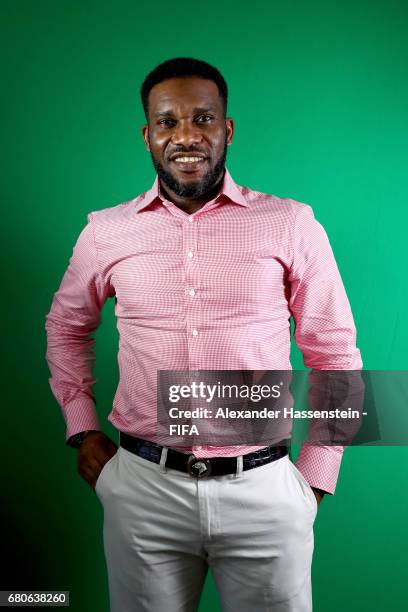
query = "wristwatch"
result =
(66, 429, 99, 448)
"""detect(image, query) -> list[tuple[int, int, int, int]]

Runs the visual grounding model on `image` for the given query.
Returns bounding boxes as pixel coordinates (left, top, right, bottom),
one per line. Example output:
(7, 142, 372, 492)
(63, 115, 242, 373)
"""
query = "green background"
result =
(1, 0, 407, 610)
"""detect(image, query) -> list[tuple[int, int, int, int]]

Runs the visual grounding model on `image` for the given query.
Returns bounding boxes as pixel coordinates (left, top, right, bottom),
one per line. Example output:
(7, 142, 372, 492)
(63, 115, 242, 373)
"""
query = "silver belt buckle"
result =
(187, 455, 212, 478)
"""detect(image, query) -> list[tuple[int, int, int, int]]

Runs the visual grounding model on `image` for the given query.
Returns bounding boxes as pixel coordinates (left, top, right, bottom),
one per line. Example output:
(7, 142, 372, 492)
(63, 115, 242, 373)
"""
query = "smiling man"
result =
(45, 57, 362, 611)
(142, 74, 230, 213)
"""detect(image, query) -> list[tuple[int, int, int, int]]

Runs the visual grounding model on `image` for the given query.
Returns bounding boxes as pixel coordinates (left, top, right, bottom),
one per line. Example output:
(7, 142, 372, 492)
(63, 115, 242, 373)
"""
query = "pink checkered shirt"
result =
(45, 168, 362, 493)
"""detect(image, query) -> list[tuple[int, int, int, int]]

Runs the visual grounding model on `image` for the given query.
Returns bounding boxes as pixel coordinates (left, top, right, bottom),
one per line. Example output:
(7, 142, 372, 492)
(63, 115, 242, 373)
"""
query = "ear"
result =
(142, 125, 150, 151)
(226, 117, 234, 145)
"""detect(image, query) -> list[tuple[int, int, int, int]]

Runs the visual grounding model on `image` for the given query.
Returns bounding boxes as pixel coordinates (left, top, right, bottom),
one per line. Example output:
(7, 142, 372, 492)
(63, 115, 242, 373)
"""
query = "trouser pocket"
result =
(288, 460, 318, 514)
(95, 450, 119, 495)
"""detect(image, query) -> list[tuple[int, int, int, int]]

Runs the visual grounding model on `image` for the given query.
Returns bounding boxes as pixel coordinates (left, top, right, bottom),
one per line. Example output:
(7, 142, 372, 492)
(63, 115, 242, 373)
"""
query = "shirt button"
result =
(189, 289, 196, 297)
(188, 216, 194, 222)
(187, 251, 194, 259)
(192, 329, 198, 336)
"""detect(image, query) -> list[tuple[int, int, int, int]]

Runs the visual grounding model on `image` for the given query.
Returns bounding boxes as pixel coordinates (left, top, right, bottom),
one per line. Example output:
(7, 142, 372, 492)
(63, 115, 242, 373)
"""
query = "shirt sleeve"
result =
(45, 213, 114, 442)
(288, 204, 363, 494)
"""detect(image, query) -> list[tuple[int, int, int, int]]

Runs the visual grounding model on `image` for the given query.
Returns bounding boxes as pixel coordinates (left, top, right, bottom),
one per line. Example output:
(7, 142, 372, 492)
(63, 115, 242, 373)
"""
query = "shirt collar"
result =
(134, 167, 249, 213)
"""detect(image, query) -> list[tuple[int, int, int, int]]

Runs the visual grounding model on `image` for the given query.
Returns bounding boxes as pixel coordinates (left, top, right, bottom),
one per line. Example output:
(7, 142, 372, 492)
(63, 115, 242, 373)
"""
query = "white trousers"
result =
(95, 446, 318, 612)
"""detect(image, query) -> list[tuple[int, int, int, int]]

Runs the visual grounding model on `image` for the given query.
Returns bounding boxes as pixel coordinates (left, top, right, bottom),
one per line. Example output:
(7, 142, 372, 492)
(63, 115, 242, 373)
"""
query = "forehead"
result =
(148, 77, 222, 116)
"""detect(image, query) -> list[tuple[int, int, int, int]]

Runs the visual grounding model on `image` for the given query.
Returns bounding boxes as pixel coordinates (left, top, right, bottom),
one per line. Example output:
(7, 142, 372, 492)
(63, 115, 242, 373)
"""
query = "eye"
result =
(196, 115, 213, 123)
(158, 119, 175, 127)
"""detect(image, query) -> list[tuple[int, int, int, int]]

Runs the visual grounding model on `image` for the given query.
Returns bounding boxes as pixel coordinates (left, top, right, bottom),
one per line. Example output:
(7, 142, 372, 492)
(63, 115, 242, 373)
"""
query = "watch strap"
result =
(66, 429, 99, 448)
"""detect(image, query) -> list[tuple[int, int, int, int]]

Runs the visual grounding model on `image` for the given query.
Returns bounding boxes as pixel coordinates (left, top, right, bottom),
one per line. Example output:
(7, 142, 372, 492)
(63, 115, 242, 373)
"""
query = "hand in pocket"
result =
(76, 432, 118, 490)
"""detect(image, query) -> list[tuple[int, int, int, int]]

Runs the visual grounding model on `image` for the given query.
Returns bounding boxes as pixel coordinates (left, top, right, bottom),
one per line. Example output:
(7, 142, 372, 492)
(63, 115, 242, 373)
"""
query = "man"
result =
(45, 57, 362, 611)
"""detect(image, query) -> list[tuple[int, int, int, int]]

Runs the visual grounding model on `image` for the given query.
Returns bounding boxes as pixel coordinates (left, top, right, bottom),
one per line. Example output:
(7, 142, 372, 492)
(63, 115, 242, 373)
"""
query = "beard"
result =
(150, 135, 228, 199)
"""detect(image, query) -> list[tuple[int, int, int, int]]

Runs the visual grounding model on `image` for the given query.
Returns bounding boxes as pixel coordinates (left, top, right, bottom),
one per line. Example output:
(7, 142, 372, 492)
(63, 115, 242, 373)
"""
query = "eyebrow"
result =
(154, 107, 217, 118)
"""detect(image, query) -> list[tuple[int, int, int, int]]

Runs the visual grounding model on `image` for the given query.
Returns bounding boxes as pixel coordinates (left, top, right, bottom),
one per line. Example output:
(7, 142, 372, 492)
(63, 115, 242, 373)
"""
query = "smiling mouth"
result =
(170, 157, 208, 172)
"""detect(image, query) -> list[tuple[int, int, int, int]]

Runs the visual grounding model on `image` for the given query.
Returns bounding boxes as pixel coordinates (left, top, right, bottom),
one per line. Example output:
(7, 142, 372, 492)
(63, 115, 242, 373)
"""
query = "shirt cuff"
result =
(295, 443, 344, 495)
(61, 397, 102, 442)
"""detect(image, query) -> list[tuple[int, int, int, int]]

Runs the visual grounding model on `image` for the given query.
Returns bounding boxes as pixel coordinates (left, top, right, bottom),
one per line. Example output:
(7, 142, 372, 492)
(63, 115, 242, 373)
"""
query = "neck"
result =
(159, 174, 224, 215)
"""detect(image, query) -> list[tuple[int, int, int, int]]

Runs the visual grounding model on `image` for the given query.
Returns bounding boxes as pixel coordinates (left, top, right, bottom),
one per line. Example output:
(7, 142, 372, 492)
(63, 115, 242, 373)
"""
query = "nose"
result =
(171, 120, 203, 147)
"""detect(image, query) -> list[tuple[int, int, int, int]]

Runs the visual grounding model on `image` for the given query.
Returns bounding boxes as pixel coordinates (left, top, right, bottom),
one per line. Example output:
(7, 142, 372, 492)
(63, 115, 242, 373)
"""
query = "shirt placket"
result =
(182, 214, 203, 367)
(181, 212, 205, 454)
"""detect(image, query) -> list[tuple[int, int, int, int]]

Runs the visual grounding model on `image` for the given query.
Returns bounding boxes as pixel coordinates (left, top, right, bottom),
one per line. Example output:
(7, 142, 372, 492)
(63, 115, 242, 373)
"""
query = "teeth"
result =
(174, 157, 204, 163)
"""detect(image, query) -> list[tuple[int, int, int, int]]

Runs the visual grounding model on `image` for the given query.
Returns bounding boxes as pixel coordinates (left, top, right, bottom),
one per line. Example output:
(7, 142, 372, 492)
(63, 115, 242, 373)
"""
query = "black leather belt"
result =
(120, 432, 289, 478)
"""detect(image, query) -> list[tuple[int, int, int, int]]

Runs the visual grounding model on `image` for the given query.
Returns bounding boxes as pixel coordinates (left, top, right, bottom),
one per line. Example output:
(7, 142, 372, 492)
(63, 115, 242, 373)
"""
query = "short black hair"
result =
(140, 57, 228, 121)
